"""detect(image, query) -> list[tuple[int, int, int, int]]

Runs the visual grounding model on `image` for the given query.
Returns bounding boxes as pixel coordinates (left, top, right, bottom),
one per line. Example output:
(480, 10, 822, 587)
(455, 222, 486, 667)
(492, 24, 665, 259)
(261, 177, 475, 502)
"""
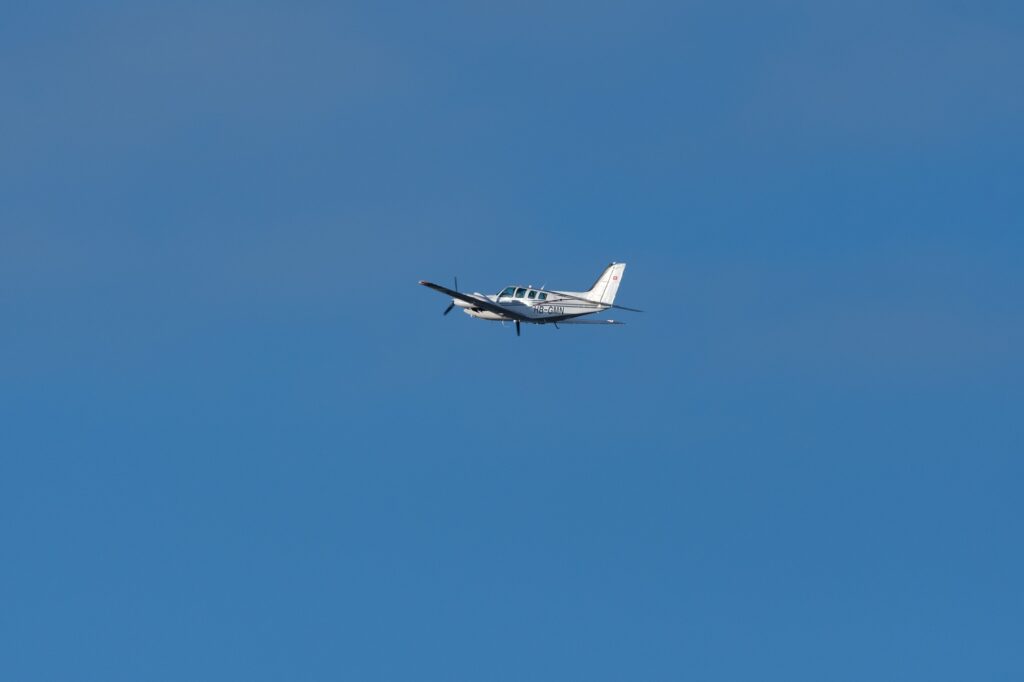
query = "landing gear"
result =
(515, 320, 521, 337)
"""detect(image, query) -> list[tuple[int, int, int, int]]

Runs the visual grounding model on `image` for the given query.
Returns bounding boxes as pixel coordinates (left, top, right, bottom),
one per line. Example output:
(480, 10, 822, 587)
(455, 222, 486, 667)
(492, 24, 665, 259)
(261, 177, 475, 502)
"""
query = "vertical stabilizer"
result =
(585, 263, 626, 304)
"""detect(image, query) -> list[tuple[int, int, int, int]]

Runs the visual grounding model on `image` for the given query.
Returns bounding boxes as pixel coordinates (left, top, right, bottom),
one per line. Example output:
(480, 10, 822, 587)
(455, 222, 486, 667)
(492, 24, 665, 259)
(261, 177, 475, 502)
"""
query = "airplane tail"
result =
(585, 263, 626, 304)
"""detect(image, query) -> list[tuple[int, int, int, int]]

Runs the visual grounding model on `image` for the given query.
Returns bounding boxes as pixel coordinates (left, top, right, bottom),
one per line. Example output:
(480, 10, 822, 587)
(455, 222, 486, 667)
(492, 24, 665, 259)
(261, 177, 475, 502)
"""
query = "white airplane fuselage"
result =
(455, 289, 606, 323)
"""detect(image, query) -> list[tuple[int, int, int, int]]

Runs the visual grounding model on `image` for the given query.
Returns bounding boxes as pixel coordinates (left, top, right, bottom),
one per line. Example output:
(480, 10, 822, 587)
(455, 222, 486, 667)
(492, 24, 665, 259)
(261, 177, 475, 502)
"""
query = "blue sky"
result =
(2, 2, 1023, 679)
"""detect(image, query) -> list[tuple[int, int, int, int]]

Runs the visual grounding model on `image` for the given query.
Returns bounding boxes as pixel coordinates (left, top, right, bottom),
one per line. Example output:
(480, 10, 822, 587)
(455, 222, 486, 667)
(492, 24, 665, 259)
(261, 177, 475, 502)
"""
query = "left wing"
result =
(418, 281, 529, 321)
(557, 319, 625, 325)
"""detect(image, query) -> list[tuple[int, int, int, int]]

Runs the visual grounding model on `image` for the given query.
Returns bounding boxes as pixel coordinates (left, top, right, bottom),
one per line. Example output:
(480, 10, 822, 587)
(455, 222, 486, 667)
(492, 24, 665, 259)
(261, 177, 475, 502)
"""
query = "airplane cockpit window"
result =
(538, 292, 548, 301)
(527, 290, 537, 299)
(499, 287, 515, 297)
(514, 288, 526, 298)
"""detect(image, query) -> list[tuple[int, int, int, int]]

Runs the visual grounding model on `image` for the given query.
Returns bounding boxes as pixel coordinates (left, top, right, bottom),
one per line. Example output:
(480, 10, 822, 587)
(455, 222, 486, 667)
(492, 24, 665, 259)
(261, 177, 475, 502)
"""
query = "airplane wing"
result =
(557, 319, 625, 325)
(418, 281, 530, 321)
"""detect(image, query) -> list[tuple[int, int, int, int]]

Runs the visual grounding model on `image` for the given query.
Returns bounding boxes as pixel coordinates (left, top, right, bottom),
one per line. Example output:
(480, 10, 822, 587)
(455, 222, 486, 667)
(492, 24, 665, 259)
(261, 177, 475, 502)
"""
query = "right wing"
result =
(418, 281, 529, 321)
(558, 319, 625, 325)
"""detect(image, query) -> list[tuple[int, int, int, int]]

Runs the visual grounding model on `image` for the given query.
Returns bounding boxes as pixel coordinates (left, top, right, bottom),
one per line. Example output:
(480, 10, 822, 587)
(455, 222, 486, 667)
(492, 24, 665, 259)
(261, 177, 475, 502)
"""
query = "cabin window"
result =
(538, 292, 548, 301)
(500, 287, 515, 297)
(527, 290, 537, 299)
(514, 288, 526, 298)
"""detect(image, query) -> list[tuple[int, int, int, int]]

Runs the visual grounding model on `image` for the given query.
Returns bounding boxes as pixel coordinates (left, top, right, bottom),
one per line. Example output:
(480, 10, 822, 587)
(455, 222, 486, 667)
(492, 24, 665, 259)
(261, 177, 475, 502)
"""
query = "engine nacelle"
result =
(464, 308, 507, 321)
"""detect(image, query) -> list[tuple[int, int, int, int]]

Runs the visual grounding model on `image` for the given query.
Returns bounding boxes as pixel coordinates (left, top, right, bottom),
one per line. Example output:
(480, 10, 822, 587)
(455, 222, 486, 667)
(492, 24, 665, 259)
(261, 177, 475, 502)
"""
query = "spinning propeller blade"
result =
(442, 276, 459, 316)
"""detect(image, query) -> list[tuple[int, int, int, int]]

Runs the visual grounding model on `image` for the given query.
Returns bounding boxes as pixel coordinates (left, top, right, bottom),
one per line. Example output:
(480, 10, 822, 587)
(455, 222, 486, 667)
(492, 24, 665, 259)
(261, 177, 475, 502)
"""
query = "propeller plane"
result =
(419, 262, 640, 336)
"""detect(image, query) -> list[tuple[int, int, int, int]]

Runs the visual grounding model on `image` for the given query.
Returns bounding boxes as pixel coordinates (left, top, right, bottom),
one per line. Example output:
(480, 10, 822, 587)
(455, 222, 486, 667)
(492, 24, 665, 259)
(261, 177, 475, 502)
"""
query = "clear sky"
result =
(2, 2, 1022, 680)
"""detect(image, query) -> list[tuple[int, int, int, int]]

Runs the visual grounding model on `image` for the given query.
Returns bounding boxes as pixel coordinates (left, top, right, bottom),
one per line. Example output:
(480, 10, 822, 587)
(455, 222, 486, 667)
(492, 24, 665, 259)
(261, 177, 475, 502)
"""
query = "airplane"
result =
(419, 262, 641, 336)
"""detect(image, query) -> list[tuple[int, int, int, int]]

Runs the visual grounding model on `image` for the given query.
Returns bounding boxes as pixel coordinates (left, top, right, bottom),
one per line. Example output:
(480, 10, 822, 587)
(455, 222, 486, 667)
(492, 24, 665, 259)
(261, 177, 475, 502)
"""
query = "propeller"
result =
(443, 277, 459, 316)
